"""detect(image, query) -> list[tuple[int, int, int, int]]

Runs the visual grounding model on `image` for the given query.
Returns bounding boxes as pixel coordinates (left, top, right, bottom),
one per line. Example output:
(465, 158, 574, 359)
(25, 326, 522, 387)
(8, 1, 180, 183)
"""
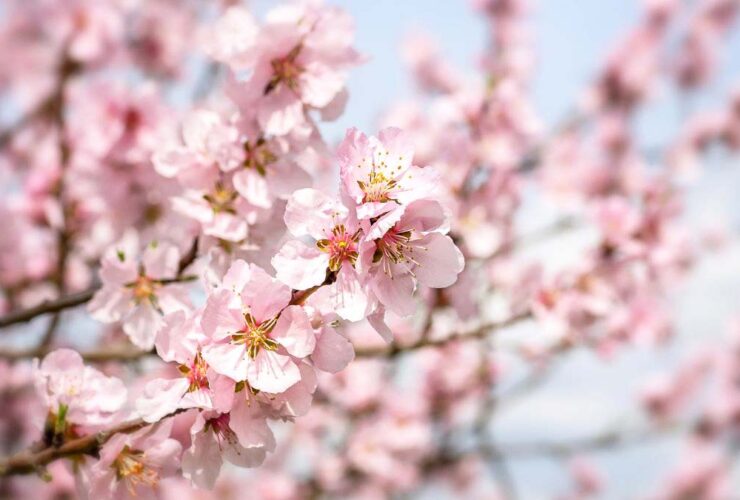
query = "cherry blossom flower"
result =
(272, 188, 370, 321)
(34, 349, 127, 427)
(202, 260, 315, 393)
(88, 237, 191, 350)
(338, 127, 440, 221)
(217, 1, 362, 136)
(181, 411, 267, 489)
(87, 420, 182, 498)
(136, 311, 234, 423)
(359, 198, 464, 318)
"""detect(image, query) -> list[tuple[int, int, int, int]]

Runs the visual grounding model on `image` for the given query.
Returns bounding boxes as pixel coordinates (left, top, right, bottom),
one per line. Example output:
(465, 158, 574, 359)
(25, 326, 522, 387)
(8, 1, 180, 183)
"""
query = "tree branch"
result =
(0, 410, 185, 477)
(0, 239, 199, 330)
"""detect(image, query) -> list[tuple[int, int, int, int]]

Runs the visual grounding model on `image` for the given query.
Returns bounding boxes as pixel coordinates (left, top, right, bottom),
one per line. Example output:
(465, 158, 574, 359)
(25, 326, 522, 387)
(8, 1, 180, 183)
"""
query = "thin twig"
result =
(494, 422, 687, 458)
(355, 310, 532, 358)
(0, 410, 186, 477)
(0, 239, 199, 330)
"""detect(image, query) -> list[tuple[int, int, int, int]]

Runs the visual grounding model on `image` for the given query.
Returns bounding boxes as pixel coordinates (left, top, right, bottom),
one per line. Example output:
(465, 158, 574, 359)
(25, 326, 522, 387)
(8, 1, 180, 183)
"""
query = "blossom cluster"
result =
(0, 0, 738, 498)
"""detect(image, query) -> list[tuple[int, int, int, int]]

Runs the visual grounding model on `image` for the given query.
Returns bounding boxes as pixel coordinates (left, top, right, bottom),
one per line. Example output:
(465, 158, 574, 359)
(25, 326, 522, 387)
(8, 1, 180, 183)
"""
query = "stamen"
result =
(112, 446, 159, 495)
(316, 224, 359, 272)
(203, 182, 238, 214)
(231, 314, 280, 359)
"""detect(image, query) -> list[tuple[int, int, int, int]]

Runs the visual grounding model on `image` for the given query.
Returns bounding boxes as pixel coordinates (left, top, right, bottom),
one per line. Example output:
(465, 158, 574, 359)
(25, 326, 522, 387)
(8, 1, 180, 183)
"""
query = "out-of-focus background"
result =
(297, 1, 740, 497)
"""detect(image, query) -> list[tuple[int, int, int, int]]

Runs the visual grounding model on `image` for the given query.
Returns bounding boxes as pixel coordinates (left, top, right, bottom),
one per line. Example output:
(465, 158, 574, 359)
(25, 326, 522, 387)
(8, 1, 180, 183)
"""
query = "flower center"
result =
(266, 45, 303, 93)
(205, 413, 242, 450)
(231, 313, 279, 359)
(317, 224, 359, 272)
(112, 446, 159, 494)
(243, 138, 276, 177)
(358, 170, 398, 203)
(178, 351, 210, 392)
(203, 182, 238, 214)
(374, 229, 418, 277)
(128, 275, 159, 304)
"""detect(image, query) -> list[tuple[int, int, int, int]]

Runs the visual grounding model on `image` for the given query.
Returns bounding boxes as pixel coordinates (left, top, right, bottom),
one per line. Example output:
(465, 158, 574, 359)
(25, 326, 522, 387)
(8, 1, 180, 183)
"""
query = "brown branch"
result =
(355, 310, 532, 358)
(39, 53, 81, 349)
(0, 239, 199, 330)
(0, 345, 153, 363)
(0, 410, 185, 477)
(0, 288, 97, 329)
(494, 422, 687, 458)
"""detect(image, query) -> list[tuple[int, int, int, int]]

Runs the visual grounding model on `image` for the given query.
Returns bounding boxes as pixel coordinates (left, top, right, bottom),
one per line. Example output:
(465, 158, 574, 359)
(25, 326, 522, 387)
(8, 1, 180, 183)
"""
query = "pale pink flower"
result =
(272, 188, 370, 321)
(88, 237, 192, 350)
(34, 349, 127, 427)
(181, 412, 266, 490)
(306, 306, 355, 374)
(87, 420, 182, 499)
(229, 135, 311, 210)
(136, 311, 234, 423)
(169, 171, 262, 243)
(153, 109, 243, 180)
(359, 199, 463, 319)
(201, 260, 315, 393)
(221, 2, 362, 136)
(338, 127, 440, 221)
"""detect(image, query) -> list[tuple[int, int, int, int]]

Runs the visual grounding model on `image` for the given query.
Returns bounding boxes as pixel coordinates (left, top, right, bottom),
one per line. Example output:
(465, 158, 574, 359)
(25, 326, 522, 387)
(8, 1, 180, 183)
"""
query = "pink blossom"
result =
(88, 237, 191, 350)
(359, 198, 464, 318)
(273, 188, 370, 321)
(87, 420, 182, 498)
(34, 349, 127, 427)
(201, 260, 315, 393)
(136, 311, 234, 423)
(181, 411, 267, 489)
(338, 127, 440, 221)
(219, 2, 362, 136)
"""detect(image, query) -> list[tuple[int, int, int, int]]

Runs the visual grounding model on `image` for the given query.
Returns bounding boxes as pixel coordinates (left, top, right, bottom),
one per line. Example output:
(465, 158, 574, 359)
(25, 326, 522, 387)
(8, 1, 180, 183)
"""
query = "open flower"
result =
(338, 127, 440, 221)
(88, 420, 182, 498)
(201, 260, 315, 393)
(219, 2, 362, 136)
(182, 411, 267, 489)
(34, 349, 127, 427)
(88, 238, 192, 350)
(360, 199, 464, 317)
(136, 311, 234, 423)
(272, 188, 369, 321)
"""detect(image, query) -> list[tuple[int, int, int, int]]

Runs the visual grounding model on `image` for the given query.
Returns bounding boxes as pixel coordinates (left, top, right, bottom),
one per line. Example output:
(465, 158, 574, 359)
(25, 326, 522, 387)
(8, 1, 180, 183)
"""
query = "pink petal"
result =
(367, 307, 394, 343)
(271, 305, 316, 358)
(182, 428, 223, 489)
(272, 240, 329, 290)
(222, 259, 252, 293)
(413, 233, 465, 288)
(371, 271, 416, 317)
(233, 169, 271, 209)
(202, 343, 248, 381)
(258, 85, 304, 136)
(247, 349, 300, 393)
(229, 398, 276, 450)
(88, 286, 132, 323)
(241, 265, 291, 322)
(201, 289, 245, 340)
(136, 378, 190, 423)
(312, 326, 355, 373)
(331, 265, 369, 322)
(284, 188, 340, 239)
(142, 242, 180, 280)
(123, 303, 163, 350)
